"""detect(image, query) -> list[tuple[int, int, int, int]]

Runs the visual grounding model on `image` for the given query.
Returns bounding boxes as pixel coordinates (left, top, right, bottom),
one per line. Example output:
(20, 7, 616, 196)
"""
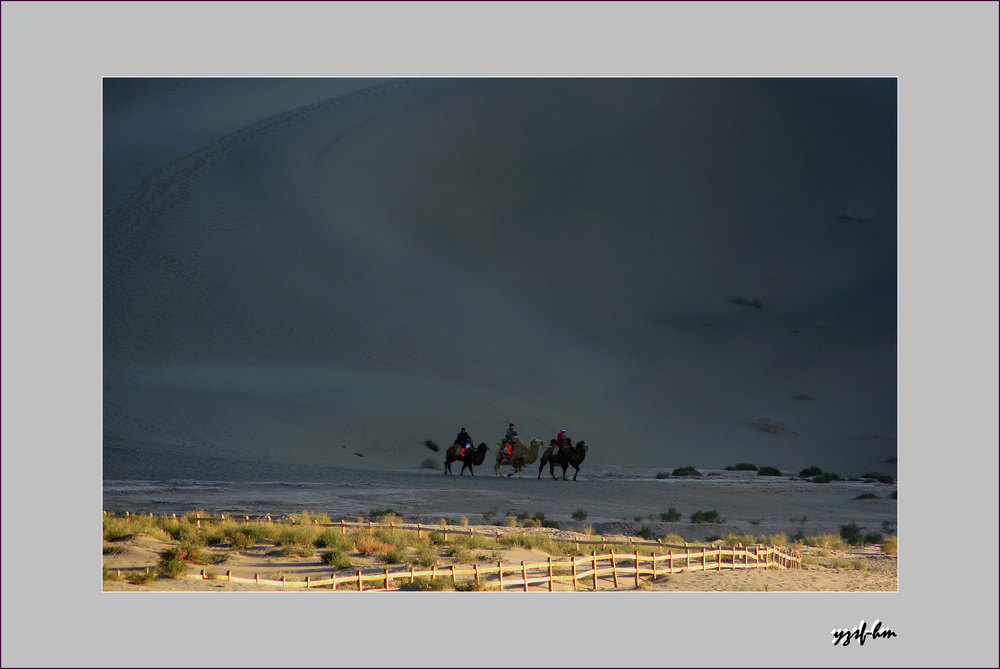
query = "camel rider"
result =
(454, 428, 473, 457)
(555, 428, 570, 448)
(502, 423, 518, 456)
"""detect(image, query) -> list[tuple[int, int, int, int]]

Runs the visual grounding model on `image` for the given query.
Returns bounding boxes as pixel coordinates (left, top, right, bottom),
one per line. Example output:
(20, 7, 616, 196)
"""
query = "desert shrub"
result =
(636, 526, 655, 540)
(839, 523, 864, 545)
(427, 531, 447, 545)
(659, 508, 681, 522)
(413, 546, 439, 567)
(690, 510, 722, 524)
(757, 466, 782, 476)
(862, 472, 894, 484)
(853, 493, 878, 500)
(504, 516, 519, 528)
(571, 509, 588, 521)
(355, 538, 395, 556)
(459, 516, 470, 526)
(721, 534, 758, 547)
(157, 551, 189, 579)
(240, 521, 278, 543)
(445, 546, 474, 563)
(658, 533, 686, 545)
(724, 463, 758, 471)
(454, 580, 491, 592)
(289, 511, 331, 525)
(277, 544, 313, 557)
(129, 569, 158, 585)
(377, 548, 407, 564)
(398, 577, 452, 591)
(804, 534, 847, 549)
(226, 530, 255, 552)
(275, 525, 319, 548)
(655, 471, 670, 479)
(314, 529, 352, 550)
(633, 515, 642, 522)
(523, 518, 542, 528)
(862, 532, 884, 545)
(158, 518, 201, 544)
(482, 509, 497, 522)
(799, 466, 822, 478)
(320, 549, 352, 569)
(367, 508, 397, 520)
(881, 536, 898, 556)
(765, 534, 788, 547)
(811, 472, 841, 483)
(424, 440, 440, 452)
(672, 466, 700, 477)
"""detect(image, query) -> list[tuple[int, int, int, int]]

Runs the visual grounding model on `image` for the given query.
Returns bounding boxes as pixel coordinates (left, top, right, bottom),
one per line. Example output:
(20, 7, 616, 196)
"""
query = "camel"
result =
(493, 437, 542, 477)
(539, 439, 588, 481)
(444, 442, 489, 475)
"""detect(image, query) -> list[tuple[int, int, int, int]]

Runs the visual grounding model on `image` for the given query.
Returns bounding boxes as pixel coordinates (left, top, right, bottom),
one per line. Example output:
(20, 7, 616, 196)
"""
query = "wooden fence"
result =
(185, 544, 800, 591)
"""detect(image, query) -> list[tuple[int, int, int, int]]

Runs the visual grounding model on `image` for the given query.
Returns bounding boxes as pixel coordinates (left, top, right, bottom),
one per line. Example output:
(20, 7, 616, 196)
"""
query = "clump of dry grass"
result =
(881, 535, 898, 555)
(355, 538, 395, 556)
(803, 534, 848, 550)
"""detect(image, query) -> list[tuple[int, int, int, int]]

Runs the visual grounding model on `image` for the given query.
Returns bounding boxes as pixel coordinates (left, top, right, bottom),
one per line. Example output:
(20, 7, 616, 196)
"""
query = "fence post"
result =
(255, 573, 259, 584)
(444, 527, 448, 542)
(451, 565, 456, 586)
(653, 552, 658, 580)
(572, 557, 578, 591)
(306, 576, 311, 589)
(474, 563, 480, 585)
(410, 566, 415, 584)
(358, 571, 363, 592)
(226, 570, 232, 582)
(431, 565, 437, 582)
(521, 561, 529, 592)
(332, 574, 337, 591)
(498, 562, 504, 591)
(718, 547, 722, 572)
(592, 552, 598, 590)
(547, 557, 553, 592)
(341, 520, 346, 535)
(702, 547, 707, 571)
(611, 549, 618, 588)
(635, 551, 640, 587)
(417, 523, 422, 538)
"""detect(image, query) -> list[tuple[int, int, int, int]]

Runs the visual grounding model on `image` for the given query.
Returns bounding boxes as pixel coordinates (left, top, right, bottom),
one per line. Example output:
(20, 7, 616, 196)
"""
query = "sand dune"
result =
(104, 78, 896, 476)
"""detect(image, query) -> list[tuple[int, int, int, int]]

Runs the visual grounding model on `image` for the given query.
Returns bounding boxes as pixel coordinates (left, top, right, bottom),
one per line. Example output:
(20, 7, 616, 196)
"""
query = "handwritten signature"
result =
(832, 620, 897, 646)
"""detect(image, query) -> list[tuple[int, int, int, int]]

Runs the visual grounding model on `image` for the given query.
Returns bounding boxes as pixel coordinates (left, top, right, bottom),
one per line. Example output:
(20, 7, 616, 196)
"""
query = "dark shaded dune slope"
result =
(104, 78, 896, 475)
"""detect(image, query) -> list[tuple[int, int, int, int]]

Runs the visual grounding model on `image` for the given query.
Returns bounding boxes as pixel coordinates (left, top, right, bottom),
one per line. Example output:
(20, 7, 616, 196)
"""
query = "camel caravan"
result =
(444, 425, 587, 480)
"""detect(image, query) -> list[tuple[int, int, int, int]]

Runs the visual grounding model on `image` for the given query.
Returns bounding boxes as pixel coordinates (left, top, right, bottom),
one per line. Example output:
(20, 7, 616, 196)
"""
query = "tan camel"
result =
(493, 437, 542, 477)
(444, 442, 489, 475)
(539, 439, 588, 481)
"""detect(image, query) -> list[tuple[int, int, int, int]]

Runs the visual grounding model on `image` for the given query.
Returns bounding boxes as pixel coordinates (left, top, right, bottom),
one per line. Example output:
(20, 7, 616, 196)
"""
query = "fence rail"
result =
(186, 545, 800, 591)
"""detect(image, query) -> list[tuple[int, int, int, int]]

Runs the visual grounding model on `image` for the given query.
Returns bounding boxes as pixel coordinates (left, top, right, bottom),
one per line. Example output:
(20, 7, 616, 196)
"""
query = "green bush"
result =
(636, 526, 655, 541)
(724, 463, 758, 471)
(690, 510, 722, 524)
(321, 549, 352, 569)
(799, 466, 822, 478)
(571, 509, 588, 521)
(757, 466, 782, 476)
(862, 472, 894, 484)
(424, 440, 440, 452)
(672, 466, 700, 477)
(655, 471, 670, 479)
(839, 523, 863, 545)
(811, 472, 841, 483)
(659, 508, 681, 522)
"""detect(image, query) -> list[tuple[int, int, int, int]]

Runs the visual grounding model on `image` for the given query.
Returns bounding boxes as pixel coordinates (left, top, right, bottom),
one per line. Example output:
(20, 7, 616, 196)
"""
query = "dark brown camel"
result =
(538, 439, 588, 481)
(493, 437, 542, 477)
(444, 442, 489, 475)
